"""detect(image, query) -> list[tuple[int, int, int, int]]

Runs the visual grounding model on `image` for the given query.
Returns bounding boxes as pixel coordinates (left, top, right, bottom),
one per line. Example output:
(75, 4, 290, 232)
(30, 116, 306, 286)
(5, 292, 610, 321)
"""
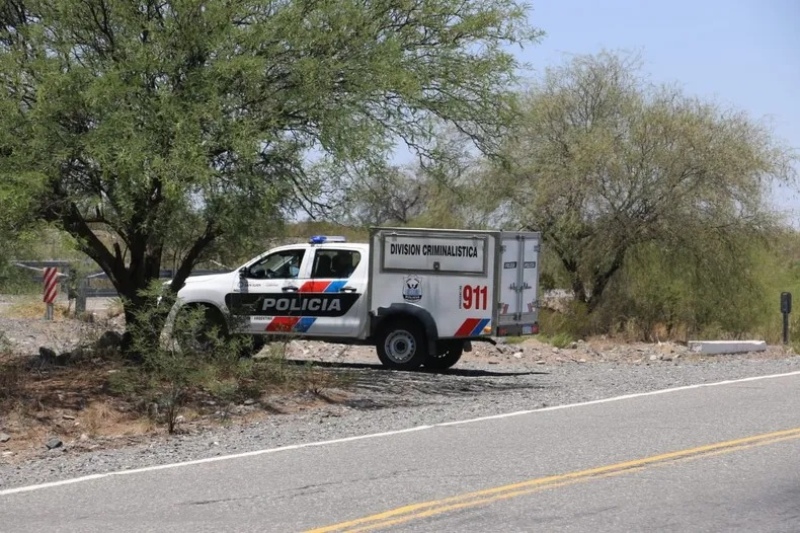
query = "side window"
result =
(311, 250, 361, 279)
(247, 249, 305, 279)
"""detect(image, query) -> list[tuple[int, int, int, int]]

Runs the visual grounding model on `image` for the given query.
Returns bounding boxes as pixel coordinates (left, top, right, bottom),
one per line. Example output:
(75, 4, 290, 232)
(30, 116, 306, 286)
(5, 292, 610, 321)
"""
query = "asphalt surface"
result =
(1, 372, 799, 533)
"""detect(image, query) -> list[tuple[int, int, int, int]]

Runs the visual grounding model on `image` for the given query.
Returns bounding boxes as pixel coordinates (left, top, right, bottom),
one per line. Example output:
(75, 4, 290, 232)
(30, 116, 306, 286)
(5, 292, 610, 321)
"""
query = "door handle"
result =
(339, 286, 357, 293)
(282, 286, 299, 292)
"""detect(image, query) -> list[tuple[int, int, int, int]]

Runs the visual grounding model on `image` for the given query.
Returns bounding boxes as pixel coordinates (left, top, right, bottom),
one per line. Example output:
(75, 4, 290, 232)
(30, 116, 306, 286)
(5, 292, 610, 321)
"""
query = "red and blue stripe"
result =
(454, 318, 491, 337)
(264, 280, 349, 333)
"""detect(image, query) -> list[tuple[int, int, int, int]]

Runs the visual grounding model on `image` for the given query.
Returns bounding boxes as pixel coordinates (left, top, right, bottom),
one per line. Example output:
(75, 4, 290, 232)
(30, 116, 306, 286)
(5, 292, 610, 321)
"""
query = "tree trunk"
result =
(586, 249, 627, 312)
(57, 203, 219, 360)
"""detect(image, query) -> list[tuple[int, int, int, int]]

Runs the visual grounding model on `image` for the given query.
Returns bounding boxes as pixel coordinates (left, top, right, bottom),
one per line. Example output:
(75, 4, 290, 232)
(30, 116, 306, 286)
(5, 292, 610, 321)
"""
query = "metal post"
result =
(43, 267, 58, 321)
(781, 292, 792, 345)
(75, 277, 87, 315)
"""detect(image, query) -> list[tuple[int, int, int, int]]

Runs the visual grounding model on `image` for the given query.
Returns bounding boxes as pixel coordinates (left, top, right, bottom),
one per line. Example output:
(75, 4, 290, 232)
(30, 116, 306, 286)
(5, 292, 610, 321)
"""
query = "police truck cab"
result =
(170, 227, 541, 370)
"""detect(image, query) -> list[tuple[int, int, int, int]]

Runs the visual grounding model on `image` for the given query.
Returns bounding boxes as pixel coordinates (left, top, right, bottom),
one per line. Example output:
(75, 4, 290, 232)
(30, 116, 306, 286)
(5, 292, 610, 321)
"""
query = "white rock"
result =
(687, 340, 767, 355)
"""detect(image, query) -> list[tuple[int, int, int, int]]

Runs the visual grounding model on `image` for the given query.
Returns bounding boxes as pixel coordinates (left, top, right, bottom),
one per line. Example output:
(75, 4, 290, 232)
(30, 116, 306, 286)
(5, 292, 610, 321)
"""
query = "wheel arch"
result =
(173, 299, 230, 332)
(372, 303, 438, 356)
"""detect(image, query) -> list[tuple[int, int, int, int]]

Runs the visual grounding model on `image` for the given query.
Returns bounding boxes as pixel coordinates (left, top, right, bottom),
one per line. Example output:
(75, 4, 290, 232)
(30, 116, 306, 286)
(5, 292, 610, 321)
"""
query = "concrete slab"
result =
(688, 340, 768, 355)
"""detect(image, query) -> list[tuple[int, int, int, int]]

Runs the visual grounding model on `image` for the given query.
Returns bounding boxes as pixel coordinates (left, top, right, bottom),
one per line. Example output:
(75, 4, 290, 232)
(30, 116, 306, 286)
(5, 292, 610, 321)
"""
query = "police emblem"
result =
(402, 275, 422, 302)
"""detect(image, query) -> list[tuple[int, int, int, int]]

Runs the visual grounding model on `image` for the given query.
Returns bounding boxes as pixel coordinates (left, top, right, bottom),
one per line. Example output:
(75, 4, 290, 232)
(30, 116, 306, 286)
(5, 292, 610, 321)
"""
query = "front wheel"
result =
(425, 340, 464, 370)
(376, 319, 428, 370)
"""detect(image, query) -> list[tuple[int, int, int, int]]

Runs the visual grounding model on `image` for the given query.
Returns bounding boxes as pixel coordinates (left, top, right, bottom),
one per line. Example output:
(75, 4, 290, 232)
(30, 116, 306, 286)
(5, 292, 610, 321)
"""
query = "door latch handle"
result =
(340, 286, 357, 293)
(282, 286, 299, 292)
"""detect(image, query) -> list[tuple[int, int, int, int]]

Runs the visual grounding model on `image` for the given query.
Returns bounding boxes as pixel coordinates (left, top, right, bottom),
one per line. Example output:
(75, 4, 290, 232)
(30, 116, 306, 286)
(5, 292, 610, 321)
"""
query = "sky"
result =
(518, 0, 800, 221)
(399, 0, 800, 223)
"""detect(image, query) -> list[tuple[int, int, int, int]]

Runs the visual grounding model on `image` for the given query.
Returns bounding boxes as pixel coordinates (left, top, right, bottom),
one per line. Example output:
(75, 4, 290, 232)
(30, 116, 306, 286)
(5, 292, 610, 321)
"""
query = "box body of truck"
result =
(368, 227, 541, 341)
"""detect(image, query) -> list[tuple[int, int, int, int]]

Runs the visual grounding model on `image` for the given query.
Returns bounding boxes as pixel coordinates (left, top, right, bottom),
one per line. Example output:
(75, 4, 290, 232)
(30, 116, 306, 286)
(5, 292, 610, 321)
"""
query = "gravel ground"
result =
(2, 347, 798, 491)
(2, 296, 799, 491)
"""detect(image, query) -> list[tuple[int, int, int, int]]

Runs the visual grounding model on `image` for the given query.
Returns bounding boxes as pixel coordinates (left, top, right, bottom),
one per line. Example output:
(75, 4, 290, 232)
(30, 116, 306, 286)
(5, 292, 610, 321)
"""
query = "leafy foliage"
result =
(491, 51, 796, 313)
(0, 0, 539, 338)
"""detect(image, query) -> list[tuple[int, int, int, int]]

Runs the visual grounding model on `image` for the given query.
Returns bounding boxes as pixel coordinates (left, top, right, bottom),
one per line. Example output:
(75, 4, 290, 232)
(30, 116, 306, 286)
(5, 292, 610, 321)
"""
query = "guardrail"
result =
(82, 269, 229, 297)
(11, 261, 229, 299)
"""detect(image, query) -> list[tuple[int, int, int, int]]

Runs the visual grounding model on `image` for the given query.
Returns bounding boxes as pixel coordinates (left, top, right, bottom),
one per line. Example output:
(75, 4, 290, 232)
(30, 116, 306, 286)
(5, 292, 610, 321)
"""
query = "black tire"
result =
(425, 340, 464, 370)
(235, 335, 267, 358)
(375, 318, 428, 370)
(175, 304, 229, 354)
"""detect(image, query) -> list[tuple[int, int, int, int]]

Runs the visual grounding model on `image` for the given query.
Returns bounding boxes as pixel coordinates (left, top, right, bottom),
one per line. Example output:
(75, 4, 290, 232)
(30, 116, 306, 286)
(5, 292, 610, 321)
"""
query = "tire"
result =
(235, 335, 267, 358)
(425, 340, 464, 370)
(376, 318, 428, 370)
(175, 304, 229, 355)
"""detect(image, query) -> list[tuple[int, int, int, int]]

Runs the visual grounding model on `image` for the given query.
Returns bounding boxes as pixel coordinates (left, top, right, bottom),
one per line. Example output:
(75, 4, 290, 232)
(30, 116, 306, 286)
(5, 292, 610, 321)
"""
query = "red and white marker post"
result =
(43, 267, 58, 320)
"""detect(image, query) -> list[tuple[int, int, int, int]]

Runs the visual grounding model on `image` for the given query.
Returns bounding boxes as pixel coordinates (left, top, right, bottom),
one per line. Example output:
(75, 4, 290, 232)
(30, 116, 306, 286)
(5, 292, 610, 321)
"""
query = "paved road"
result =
(2, 373, 799, 532)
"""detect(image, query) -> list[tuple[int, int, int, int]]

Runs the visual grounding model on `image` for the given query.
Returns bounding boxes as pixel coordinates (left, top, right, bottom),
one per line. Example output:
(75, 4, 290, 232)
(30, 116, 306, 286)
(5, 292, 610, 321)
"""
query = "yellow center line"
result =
(304, 427, 800, 533)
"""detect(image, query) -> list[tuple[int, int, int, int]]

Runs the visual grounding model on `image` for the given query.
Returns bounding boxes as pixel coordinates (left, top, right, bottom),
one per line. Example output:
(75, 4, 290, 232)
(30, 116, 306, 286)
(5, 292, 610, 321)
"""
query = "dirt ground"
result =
(0, 296, 795, 463)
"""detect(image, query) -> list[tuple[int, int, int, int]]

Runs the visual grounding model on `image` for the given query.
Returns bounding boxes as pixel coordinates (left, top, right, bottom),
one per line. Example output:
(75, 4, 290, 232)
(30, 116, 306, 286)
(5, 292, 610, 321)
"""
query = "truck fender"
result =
(373, 303, 439, 356)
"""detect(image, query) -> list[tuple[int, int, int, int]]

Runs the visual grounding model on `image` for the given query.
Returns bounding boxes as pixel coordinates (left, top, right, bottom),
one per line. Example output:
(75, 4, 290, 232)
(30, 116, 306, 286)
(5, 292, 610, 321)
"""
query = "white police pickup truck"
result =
(170, 227, 541, 370)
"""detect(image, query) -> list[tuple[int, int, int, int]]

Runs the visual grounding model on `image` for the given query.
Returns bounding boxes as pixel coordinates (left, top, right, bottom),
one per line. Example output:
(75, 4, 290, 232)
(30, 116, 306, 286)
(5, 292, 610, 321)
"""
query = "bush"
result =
(538, 231, 800, 344)
(112, 282, 345, 433)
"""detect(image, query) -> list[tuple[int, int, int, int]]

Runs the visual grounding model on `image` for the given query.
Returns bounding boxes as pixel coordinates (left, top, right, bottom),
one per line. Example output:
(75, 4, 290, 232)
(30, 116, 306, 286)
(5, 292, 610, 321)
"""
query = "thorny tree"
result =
(491, 51, 796, 311)
(0, 0, 540, 347)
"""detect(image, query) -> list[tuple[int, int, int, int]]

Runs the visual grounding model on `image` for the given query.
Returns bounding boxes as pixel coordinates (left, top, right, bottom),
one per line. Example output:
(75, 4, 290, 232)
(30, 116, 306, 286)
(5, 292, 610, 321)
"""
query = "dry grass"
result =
(1, 298, 71, 320)
(106, 298, 125, 319)
(0, 342, 355, 462)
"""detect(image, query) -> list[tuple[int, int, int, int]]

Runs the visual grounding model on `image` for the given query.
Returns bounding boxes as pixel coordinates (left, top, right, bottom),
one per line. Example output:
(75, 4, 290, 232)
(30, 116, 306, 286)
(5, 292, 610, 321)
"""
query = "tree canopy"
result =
(489, 51, 796, 312)
(0, 0, 540, 328)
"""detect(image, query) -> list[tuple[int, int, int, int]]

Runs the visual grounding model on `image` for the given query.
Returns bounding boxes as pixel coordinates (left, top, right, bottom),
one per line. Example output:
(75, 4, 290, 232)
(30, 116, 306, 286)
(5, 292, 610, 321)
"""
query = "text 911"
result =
(460, 285, 488, 310)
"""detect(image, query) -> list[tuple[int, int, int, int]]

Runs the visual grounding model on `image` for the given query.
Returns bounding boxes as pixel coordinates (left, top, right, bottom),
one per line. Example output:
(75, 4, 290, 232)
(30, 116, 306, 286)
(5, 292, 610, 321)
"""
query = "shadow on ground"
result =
(281, 358, 551, 411)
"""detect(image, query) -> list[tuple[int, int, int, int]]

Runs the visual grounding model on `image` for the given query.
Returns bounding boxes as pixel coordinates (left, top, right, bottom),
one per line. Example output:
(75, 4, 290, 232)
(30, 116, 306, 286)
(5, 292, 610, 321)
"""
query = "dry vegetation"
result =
(0, 302, 356, 462)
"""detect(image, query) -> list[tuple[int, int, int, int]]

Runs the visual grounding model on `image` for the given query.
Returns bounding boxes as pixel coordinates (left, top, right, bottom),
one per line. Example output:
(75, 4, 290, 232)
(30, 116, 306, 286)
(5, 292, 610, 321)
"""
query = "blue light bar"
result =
(309, 235, 347, 244)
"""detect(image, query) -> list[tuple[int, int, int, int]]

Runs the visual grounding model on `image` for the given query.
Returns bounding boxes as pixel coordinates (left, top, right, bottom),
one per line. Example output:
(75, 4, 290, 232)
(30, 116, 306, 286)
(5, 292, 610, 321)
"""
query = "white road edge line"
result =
(2, 369, 799, 497)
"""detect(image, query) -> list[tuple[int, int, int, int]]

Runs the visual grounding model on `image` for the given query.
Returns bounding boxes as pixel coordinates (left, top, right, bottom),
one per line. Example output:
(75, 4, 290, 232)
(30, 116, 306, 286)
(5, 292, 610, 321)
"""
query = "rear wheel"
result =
(174, 304, 228, 354)
(376, 319, 428, 370)
(425, 340, 464, 370)
(176, 305, 258, 358)
(233, 335, 267, 358)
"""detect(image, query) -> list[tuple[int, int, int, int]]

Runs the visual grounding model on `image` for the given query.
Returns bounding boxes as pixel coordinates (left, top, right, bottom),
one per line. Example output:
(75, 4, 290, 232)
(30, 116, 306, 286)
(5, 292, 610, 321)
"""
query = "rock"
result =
(552, 347, 560, 353)
(1, 451, 13, 457)
(38, 346, 57, 363)
(648, 354, 659, 361)
(569, 342, 578, 349)
(578, 358, 587, 363)
(79, 433, 89, 442)
(37, 346, 72, 366)
(94, 331, 123, 352)
(243, 399, 256, 406)
(535, 360, 546, 365)
(174, 415, 186, 424)
(62, 414, 76, 421)
(512, 352, 523, 359)
(0, 432, 10, 443)
(45, 437, 63, 450)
